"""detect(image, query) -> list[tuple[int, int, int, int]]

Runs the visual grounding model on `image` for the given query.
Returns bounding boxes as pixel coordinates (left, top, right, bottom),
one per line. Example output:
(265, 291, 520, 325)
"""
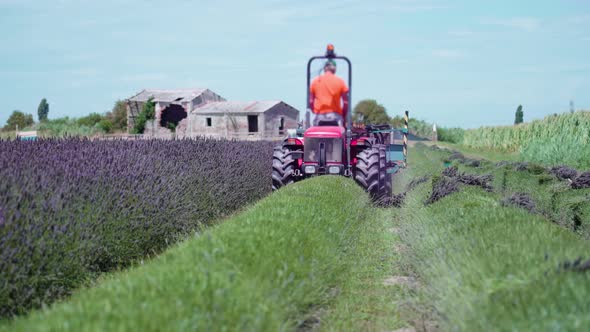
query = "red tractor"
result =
(272, 45, 409, 204)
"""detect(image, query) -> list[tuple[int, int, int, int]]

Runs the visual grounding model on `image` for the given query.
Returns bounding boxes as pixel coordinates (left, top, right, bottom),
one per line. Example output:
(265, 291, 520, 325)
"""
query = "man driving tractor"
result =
(309, 59, 349, 126)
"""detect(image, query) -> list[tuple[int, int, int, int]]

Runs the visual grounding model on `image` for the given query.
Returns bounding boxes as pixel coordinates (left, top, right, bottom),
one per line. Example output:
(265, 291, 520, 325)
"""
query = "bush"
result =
(97, 119, 113, 133)
(0, 138, 274, 318)
(76, 113, 104, 127)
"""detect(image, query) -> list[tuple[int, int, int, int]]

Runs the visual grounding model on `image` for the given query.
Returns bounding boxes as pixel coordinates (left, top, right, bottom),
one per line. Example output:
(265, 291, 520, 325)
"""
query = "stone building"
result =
(126, 88, 299, 140)
(126, 89, 224, 137)
(183, 100, 299, 140)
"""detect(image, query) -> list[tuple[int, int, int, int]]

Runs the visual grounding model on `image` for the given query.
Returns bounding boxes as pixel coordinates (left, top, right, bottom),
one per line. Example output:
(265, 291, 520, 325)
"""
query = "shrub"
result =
(76, 113, 104, 127)
(97, 119, 113, 133)
(0, 138, 274, 318)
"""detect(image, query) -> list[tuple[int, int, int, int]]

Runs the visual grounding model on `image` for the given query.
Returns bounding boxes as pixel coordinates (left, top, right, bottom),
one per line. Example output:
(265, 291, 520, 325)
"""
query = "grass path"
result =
(424, 141, 520, 162)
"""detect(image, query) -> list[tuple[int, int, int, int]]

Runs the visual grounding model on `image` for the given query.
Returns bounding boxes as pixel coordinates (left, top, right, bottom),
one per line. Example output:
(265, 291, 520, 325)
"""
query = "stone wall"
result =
(143, 120, 174, 139)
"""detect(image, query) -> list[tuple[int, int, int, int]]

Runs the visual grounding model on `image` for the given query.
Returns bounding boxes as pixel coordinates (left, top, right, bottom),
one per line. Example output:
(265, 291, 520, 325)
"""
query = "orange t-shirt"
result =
(310, 72, 349, 115)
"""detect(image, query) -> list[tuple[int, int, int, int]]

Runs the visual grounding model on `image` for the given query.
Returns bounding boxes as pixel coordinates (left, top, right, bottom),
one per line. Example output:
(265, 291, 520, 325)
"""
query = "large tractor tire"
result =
(354, 146, 381, 200)
(272, 146, 299, 191)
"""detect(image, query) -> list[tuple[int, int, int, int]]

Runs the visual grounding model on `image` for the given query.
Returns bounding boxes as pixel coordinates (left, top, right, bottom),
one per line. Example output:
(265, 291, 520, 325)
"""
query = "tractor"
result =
(272, 44, 409, 204)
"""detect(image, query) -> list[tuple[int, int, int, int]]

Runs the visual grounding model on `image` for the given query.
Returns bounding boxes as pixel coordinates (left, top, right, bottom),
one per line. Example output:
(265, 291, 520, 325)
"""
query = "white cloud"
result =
(481, 17, 541, 32)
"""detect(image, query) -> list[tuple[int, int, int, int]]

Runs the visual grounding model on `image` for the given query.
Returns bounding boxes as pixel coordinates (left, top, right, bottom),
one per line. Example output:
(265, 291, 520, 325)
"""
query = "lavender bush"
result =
(0, 138, 274, 318)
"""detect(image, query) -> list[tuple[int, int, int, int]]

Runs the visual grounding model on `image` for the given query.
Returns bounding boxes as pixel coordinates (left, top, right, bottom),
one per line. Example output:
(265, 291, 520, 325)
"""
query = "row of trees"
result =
(354, 99, 527, 128)
(3, 99, 128, 133)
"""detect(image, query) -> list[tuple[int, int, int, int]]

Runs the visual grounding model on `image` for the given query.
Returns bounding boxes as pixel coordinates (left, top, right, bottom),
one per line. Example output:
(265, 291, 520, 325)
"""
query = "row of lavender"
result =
(0, 138, 274, 318)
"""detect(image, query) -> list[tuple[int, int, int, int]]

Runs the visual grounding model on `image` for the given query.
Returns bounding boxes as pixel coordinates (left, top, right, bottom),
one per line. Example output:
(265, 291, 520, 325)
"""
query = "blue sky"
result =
(1, 0, 589, 128)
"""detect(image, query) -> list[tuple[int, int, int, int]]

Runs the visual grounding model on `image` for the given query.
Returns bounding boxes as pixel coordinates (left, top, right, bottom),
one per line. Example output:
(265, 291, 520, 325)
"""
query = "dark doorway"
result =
(278, 117, 285, 135)
(160, 104, 186, 131)
(206, 117, 212, 127)
(248, 115, 258, 133)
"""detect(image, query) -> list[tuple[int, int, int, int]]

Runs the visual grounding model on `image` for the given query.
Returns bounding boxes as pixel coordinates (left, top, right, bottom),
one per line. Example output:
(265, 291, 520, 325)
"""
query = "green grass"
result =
(1, 176, 395, 332)
(398, 144, 590, 331)
(319, 208, 405, 331)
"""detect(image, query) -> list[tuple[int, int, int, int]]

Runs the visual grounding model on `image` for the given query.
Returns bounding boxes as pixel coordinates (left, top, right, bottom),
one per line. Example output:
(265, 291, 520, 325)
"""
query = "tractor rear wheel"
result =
(272, 146, 300, 191)
(354, 146, 381, 200)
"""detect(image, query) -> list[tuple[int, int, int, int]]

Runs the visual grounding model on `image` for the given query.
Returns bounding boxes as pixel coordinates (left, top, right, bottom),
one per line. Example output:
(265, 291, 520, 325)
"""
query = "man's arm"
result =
(309, 92, 315, 112)
(341, 92, 349, 119)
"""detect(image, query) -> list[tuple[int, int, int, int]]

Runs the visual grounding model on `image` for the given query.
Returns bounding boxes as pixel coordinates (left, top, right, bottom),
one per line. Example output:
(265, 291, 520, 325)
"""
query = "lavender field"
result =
(0, 138, 274, 318)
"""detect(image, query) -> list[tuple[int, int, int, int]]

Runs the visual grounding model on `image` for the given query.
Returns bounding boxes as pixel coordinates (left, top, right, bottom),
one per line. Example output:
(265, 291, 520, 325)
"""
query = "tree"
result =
(352, 99, 390, 125)
(37, 98, 49, 122)
(514, 105, 524, 125)
(107, 100, 127, 130)
(4, 110, 34, 131)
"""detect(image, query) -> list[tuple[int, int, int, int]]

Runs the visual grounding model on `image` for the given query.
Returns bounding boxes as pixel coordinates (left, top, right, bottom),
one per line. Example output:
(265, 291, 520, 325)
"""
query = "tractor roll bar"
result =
(306, 51, 353, 172)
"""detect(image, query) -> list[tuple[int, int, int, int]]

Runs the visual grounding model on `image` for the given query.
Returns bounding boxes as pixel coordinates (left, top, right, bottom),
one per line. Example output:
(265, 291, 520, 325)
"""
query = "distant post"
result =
(432, 123, 438, 141)
(403, 111, 409, 162)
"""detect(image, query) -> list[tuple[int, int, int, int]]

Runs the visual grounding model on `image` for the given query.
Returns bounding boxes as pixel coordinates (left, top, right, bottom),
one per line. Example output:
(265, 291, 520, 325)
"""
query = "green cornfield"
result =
(462, 111, 590, 168)
(463, 111, 590, 151)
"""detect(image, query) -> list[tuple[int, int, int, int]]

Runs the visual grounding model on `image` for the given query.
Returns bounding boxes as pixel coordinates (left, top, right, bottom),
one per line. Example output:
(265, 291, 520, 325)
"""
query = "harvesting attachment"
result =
(272, 44, 410, 205)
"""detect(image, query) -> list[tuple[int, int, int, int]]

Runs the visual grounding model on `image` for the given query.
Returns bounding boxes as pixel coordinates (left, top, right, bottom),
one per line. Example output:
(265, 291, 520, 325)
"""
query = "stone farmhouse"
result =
(126, 89, 299, 140)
